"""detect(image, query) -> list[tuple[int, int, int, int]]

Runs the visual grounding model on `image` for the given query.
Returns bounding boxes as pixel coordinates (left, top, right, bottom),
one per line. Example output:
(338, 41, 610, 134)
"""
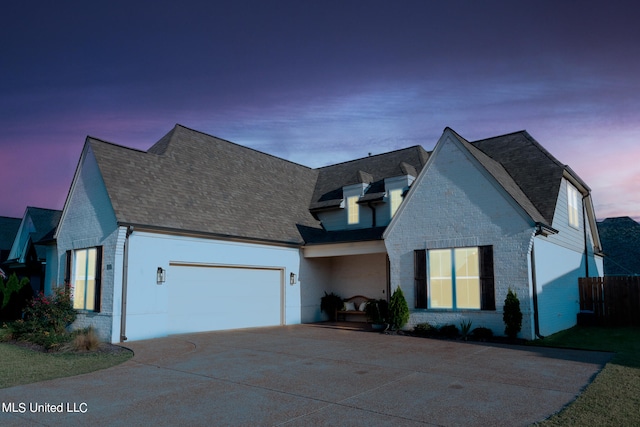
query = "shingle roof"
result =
(446, 129, 547, 225)
(310, 146, 429, 210)
(470, 131, 567, 225)
(597, 217, 640, 276)
(90, 124, 321, 245)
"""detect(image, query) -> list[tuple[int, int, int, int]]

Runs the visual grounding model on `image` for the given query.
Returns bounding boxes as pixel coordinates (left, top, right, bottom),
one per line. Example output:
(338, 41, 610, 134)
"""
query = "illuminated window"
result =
(414, 246, 495, 311)
(390, 189, 403, 217)
(347, 196, 359, 224)
(71, 247, 102, 311)
(567, 184, 580, 228)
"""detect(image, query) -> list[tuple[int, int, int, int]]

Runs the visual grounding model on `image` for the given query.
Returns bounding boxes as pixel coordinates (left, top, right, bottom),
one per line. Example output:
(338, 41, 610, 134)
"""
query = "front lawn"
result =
(0, 343, 132, 389)
(531, 326, 640, 426)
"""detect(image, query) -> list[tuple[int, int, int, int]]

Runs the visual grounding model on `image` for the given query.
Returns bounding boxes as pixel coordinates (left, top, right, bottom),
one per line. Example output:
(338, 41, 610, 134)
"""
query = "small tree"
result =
(388, 287, 410, 330)
(0, 273, 32, 321)
(503, 288, 522, 339)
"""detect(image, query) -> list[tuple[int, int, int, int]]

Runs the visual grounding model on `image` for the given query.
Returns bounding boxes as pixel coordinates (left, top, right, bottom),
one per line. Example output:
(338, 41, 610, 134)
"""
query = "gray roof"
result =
(90, 125, 321, 245)
(447, 129, 547, 225)
(310, 146, 429, 210)
(597, 217, 640, 276)
(470, 131, 569, 225)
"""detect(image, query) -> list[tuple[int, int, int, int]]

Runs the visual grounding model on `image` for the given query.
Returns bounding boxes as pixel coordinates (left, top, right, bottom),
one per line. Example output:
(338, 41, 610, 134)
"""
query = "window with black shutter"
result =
(414, 249, 427, 308)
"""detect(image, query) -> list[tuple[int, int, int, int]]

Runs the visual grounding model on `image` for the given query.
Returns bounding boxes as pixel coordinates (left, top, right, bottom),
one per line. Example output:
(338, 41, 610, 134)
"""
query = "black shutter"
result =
(64, 250, 72, 287)
(94, 246, 103, 312)
(479, 245, 495, 310)
(414, 249, 427, 308)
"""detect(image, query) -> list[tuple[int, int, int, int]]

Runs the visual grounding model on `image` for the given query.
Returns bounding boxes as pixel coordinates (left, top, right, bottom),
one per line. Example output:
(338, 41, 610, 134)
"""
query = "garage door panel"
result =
(168, 265, 282, 334)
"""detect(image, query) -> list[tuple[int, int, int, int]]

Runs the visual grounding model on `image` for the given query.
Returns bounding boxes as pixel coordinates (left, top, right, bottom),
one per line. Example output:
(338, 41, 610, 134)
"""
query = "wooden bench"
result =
(336, 295, 371, 321)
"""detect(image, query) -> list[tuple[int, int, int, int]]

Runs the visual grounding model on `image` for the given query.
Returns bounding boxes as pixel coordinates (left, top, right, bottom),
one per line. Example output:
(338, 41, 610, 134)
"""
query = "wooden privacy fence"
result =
(579, 276, 640, 326)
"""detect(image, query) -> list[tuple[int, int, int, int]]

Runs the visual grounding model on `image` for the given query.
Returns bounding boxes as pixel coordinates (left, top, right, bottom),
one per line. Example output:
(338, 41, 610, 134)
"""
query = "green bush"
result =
(503, 288, 522, 339)
(320, 292, 343, 321)
(471, 327, 494, 341)
(8, 286, 77, 350)
(459, 319, 473, 340)
(413, 322, 437, 337)
(365, 299, 389, 324)
(0, 273, 32, 321)
(388, 287, 410, 330)
(438, 324, 459, 338)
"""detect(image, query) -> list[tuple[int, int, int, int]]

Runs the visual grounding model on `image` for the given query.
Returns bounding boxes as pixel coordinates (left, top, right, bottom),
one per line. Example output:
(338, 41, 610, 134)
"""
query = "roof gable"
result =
(471, 131, 566, 225)
(6, 207, 61, 263)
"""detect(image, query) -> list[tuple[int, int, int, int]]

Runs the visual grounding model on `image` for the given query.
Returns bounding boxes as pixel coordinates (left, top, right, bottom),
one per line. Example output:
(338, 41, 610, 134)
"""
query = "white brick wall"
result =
(55, 145, 119, 342)
(385, 132, 537, 339)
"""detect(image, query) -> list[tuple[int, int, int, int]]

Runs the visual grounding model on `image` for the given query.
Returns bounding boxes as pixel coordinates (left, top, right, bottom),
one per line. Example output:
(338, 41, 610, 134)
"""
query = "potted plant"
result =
(365, 299, 389, 330)
(320, 292, 343, 321)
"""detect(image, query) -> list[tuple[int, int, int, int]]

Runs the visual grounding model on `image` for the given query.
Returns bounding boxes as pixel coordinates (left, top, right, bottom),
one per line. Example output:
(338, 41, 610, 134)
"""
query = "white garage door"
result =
(168, 263, 283, 334)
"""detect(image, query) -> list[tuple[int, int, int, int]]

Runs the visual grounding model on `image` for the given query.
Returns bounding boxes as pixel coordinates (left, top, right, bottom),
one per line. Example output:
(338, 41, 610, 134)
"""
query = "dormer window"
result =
(347, 196, 360, 224)
(390, 189, 403, 217)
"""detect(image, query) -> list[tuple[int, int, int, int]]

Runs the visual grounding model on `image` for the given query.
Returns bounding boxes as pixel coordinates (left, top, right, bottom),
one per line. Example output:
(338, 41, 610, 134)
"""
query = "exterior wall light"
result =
(157, 267, 166, 284)
(289, 272, 297, 285)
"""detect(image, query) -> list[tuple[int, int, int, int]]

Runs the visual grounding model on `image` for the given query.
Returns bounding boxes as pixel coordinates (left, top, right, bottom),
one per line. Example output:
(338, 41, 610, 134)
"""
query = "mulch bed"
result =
(5, 339, 132, 355)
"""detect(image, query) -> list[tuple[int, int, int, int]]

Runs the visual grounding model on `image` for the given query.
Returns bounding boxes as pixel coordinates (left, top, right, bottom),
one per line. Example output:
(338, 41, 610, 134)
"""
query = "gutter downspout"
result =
(531, 231, 544, 339)
(582, 194, 590, 278)
(367, 202, 377, 227)
(120, 226, 133, 342)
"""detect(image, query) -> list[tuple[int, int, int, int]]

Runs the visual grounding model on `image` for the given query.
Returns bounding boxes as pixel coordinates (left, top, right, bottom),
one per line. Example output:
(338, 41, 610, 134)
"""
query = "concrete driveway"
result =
(0, 324, 611, 426)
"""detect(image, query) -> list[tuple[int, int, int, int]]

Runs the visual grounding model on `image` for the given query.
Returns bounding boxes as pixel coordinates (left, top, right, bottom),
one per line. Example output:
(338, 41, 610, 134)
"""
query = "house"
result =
(54, 124, 602, 342)
(0, 216, 21, 265)
(3, 207, 61, 295)
(384, 128, 603, 338)
(597, 217, 640, 276)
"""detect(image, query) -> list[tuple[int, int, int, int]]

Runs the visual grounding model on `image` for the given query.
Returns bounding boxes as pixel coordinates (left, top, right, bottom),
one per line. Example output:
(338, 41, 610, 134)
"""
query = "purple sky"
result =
(1, 1, 639, 221)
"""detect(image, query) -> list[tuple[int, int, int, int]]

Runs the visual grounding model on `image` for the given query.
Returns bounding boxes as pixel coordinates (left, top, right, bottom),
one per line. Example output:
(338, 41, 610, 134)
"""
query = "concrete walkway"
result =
(0, 324, 611, 426)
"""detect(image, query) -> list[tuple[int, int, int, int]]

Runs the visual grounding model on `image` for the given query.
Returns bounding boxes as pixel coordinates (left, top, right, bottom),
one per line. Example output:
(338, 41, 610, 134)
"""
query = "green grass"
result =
(0, 343, 133, 389)
(530, 326, 640, 426)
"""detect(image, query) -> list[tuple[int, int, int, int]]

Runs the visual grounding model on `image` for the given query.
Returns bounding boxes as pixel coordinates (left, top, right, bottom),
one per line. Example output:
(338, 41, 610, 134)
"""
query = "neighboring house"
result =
(0, 216, 21, 280)
(597, 217, 640, 276)
(4, 207, 62, 294)
(54, 124, 602, 342)
(0, 216, 21, 264)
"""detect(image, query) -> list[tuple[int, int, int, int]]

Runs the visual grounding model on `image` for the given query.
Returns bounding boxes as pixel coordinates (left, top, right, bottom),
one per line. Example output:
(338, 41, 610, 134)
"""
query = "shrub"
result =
(459, 320, 473, 340)
(320, 292, 343, 321)
(69, 327, 101, 352)
(388, 287, 410, 330)
(503, 288, 522, 339)
(24, 286, 76, 335)
(471, 327, 494, 341)
(438, 324, 459, 338)
(0, 273, 32, 321)
(413, 322, 437, 337)
(365, 299, 389, 324)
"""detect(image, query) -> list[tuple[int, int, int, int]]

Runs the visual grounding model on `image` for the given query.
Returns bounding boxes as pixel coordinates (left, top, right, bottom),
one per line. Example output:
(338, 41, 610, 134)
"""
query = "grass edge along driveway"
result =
(531, 326, 640, 426)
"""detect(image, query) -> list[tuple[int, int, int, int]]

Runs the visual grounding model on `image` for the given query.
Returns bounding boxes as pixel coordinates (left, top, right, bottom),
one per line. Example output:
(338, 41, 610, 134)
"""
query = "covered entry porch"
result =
(300, 238, 390, 323)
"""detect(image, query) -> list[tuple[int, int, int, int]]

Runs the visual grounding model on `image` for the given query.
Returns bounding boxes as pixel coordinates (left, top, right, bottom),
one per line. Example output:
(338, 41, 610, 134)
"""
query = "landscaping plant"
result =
(503, 288, 522, 339)
(320, 291, 343, 321)
(0, 273, 32, 321)
(388, 286, 410, 330)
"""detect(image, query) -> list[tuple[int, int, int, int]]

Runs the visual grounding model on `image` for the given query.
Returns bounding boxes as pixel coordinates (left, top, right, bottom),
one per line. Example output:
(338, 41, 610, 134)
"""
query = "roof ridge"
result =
(171, 124, 314, 170)
(315, 145, 427, 170)
(87, 136, 148, 154)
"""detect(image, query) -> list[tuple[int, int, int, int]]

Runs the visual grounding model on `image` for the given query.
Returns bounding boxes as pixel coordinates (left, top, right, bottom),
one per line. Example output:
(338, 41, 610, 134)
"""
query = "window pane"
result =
(390, 189, 402, 217)
(455, 248, 480, 309)
(429, 249, 452, 308)
(347, 196, 359, 224)
(73, 249, 87, 310)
